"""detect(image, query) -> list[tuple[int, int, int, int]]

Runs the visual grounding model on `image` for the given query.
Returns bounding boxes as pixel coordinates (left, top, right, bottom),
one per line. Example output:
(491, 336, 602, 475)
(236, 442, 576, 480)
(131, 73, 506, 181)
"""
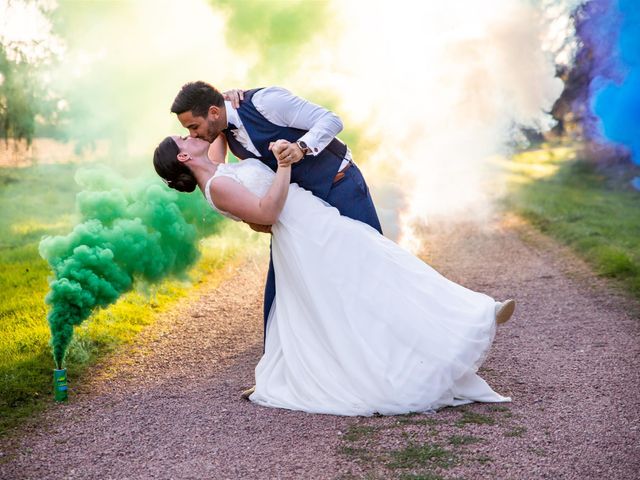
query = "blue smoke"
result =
(589, 0, 640, 165)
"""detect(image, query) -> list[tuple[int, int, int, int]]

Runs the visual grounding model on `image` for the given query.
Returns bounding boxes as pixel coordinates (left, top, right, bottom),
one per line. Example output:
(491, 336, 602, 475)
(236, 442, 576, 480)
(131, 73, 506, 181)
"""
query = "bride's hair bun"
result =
(170, 172, 198, 192)
(153, 137, 197, 193)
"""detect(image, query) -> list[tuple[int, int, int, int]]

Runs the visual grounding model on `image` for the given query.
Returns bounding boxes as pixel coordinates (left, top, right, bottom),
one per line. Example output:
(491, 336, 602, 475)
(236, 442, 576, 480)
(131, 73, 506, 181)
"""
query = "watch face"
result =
(297, 141, 309, 154)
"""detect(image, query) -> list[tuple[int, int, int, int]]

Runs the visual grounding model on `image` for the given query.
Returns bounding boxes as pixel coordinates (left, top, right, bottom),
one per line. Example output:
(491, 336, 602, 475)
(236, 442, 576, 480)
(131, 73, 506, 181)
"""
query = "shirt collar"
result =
(224, 101, 241, 129)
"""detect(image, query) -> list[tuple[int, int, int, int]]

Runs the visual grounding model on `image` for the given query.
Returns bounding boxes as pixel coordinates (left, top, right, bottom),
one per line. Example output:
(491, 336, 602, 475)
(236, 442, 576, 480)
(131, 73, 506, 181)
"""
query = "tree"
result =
(0, 0, 64, 144)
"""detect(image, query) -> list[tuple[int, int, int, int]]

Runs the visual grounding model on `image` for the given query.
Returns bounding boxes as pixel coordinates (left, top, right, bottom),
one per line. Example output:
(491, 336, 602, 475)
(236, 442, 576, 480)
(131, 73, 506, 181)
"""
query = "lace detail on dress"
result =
(231, 159, 275, 197)
(203, 159, 275, 222)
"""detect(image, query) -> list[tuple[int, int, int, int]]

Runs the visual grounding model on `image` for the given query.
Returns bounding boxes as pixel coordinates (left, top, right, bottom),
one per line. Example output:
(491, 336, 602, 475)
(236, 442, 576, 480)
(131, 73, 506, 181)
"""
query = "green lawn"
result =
(504, 144, 640, 297)
(0, 163, 263, 435)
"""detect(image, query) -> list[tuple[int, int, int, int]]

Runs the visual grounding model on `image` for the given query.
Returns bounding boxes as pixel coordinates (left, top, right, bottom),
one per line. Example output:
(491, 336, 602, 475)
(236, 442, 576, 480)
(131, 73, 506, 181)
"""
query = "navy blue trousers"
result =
(262, 163, 383, 343)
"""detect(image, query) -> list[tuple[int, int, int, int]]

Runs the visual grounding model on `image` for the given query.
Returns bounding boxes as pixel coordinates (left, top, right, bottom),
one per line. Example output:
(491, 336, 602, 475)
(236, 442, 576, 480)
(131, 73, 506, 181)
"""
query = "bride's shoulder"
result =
(210, 163, 239, 182)
(215, 159, 273, 181)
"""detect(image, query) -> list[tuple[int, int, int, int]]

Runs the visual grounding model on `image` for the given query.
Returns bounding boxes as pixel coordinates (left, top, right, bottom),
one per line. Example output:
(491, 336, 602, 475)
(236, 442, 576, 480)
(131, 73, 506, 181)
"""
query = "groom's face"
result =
(177, 106, 222, 143)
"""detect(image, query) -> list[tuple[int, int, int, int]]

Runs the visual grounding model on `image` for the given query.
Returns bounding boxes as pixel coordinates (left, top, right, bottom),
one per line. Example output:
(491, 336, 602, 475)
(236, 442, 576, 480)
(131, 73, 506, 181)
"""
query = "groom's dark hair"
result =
(171, 81, 224, 118)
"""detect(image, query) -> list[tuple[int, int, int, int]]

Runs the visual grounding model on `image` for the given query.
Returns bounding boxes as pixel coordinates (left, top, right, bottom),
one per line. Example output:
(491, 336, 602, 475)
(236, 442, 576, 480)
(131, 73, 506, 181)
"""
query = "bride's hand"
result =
(269, 140, 301, 167)
(222, 89, 244, 108)
(269, 140, 289, 166)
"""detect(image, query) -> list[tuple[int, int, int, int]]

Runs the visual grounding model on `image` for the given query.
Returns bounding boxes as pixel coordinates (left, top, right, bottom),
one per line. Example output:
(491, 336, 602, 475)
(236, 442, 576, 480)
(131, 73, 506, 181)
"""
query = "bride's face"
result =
(171, 136, 210, 161)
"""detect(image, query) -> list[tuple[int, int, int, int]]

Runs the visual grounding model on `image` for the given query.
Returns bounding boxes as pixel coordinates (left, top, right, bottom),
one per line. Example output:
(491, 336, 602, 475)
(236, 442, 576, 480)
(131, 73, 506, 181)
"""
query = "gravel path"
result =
(1, 213, 638, 479)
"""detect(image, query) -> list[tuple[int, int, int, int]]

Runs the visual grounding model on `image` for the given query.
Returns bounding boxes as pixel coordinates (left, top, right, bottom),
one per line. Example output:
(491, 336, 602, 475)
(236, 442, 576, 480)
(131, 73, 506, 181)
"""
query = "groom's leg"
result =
(263, 245, 276, 349)
(326, 163, 383, 234)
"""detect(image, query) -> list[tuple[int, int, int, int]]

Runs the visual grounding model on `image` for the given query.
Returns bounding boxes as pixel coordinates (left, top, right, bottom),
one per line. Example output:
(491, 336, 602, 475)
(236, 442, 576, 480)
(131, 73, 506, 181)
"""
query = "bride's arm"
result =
(208, 134, 270, 231)
(208, 133, 228, 163)
(210, 165, 291, 225)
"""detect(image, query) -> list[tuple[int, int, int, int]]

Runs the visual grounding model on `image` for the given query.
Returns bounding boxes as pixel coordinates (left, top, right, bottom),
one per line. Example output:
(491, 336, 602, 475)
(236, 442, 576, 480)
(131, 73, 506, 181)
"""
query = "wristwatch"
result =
(296, 140, 312, 156)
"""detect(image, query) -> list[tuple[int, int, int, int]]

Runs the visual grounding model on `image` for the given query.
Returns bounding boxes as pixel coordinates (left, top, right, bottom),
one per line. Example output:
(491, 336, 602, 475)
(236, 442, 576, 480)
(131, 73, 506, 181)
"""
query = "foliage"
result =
(0, 0, 65, 143)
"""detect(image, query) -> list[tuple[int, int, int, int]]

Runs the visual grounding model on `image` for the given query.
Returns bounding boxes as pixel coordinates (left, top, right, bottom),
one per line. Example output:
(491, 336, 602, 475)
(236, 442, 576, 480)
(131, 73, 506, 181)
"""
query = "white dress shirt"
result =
(225, 86, 352, 171)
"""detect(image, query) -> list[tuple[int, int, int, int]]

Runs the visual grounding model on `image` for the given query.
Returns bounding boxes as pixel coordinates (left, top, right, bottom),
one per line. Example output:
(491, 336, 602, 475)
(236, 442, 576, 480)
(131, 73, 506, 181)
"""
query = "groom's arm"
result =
(253, 86, 344, 159)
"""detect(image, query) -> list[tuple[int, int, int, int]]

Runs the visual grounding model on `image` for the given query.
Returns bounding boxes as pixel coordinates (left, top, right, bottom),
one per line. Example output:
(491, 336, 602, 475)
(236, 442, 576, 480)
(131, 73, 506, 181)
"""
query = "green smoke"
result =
(214, 0, 329, 80)
(39, 167, 222, 369)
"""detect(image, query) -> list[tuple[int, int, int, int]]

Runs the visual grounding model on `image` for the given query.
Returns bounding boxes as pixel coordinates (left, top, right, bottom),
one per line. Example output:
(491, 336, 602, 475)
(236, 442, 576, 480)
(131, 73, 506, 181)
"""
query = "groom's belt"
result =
(332, 160, 353, 184)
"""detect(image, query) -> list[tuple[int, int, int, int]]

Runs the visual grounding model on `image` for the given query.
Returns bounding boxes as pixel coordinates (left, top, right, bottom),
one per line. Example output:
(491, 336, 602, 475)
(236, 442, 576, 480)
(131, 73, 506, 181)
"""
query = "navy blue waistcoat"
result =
(223, 88, 347, 201)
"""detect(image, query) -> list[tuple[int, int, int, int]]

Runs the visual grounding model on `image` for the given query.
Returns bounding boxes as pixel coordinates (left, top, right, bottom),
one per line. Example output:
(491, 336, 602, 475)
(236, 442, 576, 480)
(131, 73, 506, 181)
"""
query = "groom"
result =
(171, 82, 382, 378)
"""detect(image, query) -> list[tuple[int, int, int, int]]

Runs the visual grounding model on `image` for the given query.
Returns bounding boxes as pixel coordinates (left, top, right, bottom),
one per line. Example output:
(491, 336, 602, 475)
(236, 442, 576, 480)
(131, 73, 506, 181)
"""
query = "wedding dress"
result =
(204, 159, 511, 416)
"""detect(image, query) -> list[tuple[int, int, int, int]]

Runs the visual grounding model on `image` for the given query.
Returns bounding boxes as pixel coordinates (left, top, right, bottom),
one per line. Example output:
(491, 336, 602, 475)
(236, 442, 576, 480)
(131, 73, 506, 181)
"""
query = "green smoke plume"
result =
(39, 167, 222, 369)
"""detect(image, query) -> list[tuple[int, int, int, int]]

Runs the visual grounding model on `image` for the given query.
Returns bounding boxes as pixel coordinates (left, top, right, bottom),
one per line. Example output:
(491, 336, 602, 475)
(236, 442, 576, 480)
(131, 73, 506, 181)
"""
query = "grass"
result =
(455, 411, 496, 427)
(337, 409, 518, 478)
(503, 144, 640, 298)
(343, 425, 379, 442)
(0, 163, 264, 436)
(504, 426, 527, 437)
(339, 445, 378, 464)
(399, 474, 448, 480)
(388, 442, 457, 470)
(486, 404, 510, 413)
(397, 418, 440, 427)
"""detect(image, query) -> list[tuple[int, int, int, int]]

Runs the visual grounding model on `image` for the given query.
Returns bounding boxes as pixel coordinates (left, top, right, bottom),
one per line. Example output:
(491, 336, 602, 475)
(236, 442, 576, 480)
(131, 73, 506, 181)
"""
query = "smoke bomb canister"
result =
(53, 369, 68, 402)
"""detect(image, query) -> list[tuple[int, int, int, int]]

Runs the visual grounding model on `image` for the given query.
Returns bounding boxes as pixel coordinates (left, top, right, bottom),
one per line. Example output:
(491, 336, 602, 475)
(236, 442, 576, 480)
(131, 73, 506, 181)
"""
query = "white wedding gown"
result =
(205, 159, 511, 416)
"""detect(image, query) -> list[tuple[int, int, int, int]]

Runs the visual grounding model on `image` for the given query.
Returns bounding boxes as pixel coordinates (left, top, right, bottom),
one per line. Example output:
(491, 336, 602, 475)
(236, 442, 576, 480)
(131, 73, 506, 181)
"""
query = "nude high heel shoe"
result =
(241, 385, 256, 400)
(495, 299, 516, 325)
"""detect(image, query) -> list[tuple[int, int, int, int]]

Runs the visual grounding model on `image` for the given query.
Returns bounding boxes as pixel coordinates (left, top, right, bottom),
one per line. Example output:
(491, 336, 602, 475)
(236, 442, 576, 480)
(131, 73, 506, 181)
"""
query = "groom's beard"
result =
(205, 119, 220, 143)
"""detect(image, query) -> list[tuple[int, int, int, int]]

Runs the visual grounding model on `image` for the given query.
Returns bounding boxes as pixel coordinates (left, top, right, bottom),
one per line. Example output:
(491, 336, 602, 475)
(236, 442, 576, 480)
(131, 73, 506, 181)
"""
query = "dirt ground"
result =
(1, 213, 638, 480)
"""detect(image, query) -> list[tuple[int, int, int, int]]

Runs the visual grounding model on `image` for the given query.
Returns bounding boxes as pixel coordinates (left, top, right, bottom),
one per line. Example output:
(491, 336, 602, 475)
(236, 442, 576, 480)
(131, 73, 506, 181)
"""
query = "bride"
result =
(153, 134, 515, 416)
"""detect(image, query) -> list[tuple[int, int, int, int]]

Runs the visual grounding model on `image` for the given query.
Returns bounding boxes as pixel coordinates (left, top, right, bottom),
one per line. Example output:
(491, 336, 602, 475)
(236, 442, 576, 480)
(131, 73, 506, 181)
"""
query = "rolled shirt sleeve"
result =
(252, 86, 344, 156)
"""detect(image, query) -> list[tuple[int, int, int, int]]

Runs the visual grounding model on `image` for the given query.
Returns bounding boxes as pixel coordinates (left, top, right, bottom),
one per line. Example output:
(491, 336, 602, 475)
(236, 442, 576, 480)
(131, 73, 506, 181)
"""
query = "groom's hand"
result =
(222, 89, 244, 108)
(245, 222, 272, 234)
(269, 140, 303, 167)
